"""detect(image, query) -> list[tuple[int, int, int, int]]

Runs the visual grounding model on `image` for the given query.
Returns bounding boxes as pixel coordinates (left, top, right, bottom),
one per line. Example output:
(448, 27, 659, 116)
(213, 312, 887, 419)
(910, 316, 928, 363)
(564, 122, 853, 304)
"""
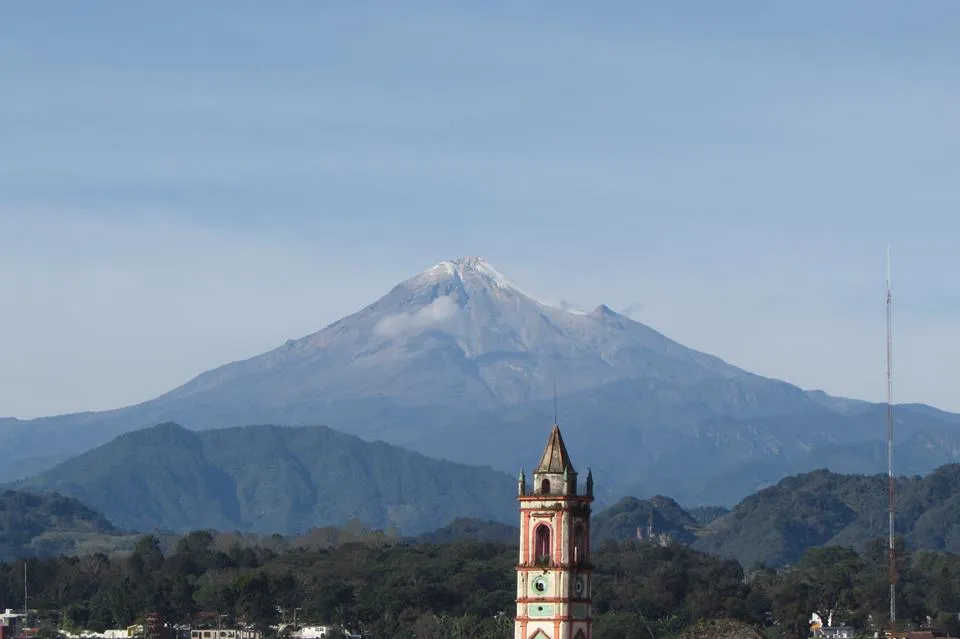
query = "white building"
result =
(819, 628, 855, 639)
(1, 609, 25, 639)
(190, 630, 260, 639)
(290, 627, 335, 639)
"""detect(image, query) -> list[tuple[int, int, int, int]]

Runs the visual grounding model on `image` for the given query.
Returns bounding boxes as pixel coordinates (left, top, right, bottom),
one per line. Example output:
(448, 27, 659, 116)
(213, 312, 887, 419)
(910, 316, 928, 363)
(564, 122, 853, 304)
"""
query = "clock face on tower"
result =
(531, 575, 549, 596)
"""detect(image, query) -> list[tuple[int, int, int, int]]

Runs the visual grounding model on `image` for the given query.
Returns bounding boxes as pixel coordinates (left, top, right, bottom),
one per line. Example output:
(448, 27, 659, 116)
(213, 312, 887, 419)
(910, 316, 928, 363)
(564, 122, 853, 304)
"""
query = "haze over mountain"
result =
(3, 257, 960, 506)
(14, 422, 519, 536)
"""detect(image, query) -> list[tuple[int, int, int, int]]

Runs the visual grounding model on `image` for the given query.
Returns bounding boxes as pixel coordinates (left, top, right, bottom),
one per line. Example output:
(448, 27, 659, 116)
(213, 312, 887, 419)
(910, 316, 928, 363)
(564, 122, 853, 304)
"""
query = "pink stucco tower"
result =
(515, 424, 593, 639)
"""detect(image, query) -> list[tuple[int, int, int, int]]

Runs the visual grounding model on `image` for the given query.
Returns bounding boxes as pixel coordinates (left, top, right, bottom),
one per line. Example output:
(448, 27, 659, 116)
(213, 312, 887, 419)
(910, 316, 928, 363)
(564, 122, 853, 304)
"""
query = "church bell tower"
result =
(515, 424, 593, 639)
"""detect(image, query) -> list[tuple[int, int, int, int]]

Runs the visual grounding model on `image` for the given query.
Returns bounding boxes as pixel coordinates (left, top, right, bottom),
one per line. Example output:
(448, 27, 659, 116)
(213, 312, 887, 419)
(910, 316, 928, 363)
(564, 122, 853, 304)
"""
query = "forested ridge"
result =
(3, 530, 960, 639)
(13, 423, 518, 536)
(0, 490, 136, 560)
(695, 463, 960, 567)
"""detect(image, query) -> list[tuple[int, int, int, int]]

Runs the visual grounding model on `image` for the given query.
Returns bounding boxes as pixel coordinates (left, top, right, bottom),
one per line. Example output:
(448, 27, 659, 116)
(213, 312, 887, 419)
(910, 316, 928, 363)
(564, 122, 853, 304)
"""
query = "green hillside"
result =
(592, 495, 701, 545)
(694, 464, 960, 567)
(0, 490, 135, 560)
(15, 422, 519, 536)
(15, 420, 960, 569)
(405, 464, 960, 570)
(687, 505, 729, 526)
(412, 517, 519, 545)
(415, 496, 709, 548)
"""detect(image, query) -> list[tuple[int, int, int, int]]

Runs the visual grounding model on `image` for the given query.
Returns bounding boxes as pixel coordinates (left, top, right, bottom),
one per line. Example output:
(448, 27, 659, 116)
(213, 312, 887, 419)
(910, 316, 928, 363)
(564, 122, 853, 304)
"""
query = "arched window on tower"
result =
(573, 523, 586, 565)
(540, 478, 551, 494)
(534, 524, 551, 564)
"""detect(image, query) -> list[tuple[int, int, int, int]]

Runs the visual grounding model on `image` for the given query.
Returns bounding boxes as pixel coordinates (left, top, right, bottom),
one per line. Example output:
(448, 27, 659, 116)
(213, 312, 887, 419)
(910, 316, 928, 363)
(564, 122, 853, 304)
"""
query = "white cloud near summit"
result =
(373, 295, 457, 338)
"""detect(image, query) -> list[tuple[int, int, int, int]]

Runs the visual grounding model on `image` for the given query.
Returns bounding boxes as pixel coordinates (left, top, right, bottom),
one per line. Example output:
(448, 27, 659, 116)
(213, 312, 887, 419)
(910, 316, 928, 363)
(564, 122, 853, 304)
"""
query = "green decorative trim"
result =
(528, 603, 556, 618)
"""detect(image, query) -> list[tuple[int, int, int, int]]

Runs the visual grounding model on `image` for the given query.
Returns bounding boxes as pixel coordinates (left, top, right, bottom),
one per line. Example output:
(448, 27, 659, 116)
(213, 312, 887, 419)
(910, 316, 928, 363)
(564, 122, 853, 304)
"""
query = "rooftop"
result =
(535, 424, 576, 475)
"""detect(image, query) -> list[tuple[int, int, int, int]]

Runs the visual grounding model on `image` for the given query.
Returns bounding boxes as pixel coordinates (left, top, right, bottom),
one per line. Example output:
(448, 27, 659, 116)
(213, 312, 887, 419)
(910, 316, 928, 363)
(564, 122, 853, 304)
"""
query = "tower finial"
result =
(553, 381, 558, 425)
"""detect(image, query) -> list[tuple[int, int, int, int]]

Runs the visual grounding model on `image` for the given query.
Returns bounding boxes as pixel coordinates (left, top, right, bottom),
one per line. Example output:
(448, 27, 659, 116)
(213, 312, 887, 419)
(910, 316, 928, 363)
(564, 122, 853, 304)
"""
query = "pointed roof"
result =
(535, 424, 576, 474)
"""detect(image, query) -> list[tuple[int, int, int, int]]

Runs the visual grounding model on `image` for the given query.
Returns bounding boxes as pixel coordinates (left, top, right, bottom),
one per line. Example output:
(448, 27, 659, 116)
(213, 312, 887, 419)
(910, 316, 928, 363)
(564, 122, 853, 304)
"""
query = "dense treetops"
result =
(0, 530, 754, 639)
(4, 529, 960, 639)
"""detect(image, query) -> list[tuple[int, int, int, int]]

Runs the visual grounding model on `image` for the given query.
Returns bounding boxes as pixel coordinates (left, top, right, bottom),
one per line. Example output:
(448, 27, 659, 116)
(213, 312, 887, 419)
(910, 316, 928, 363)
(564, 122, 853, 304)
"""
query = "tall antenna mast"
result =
(23, 561, 27, 626)
(886, 245, 896, 629)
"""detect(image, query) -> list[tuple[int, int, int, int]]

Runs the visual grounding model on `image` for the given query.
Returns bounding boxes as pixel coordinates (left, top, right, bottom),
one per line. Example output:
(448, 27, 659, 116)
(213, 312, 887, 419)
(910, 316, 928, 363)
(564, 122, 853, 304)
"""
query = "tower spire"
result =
(535, 424, 576, 475)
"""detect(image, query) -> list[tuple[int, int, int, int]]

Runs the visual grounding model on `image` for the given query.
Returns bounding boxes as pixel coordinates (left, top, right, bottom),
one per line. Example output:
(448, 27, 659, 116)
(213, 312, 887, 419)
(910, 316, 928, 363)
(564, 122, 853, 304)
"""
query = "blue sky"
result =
(2, 2, 959, 416)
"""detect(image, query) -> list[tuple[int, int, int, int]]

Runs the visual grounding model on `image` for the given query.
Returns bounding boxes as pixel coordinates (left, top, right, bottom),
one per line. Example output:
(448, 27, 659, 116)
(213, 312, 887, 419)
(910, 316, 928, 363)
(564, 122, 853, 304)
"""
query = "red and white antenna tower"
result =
(886, 246, 896, 630)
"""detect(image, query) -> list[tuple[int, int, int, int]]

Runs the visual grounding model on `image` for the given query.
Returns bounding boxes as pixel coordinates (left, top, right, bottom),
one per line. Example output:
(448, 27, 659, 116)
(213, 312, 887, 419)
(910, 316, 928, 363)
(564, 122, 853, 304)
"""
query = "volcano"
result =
(4, 257, 960, 506)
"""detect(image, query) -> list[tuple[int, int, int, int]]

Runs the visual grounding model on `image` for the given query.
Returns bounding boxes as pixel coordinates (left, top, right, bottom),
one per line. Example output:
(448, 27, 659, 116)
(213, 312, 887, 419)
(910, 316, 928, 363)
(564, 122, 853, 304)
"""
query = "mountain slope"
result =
(2, 256, 958, 508)
(688, 506, 730, 527)
(412, 517, 520, 545)
(0, 490, 135, 560)
(693, 464, 960, 567)
(13, 422, 519, 536)
(380, 382, 960, 506)
(161, 258, 749, 407)
(406, 464, 960, 570)
(591, 495, 702, 545)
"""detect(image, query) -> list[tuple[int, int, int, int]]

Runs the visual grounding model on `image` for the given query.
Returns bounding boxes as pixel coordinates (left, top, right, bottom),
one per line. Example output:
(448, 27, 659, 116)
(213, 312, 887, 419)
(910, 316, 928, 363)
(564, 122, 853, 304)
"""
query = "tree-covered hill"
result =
(694, 464, 960, 567)
(13, 421, 960, 573)
(415, 464, 960, 570)
(13, 422, 519, 536)
(591, 495, 701, 545)
(411, 517, 519, 545)
(687, 505, 730, 527)
(0, 490, 135, 560)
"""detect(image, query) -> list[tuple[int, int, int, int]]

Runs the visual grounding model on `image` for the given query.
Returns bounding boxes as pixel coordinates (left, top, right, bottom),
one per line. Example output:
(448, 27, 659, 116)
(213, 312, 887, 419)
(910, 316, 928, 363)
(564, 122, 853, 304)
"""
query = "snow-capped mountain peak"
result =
(164, 256, 745, 410)
(441, 256, 509, 285)
(414, 256, 529, 295)
(408, 257, 575, 314)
